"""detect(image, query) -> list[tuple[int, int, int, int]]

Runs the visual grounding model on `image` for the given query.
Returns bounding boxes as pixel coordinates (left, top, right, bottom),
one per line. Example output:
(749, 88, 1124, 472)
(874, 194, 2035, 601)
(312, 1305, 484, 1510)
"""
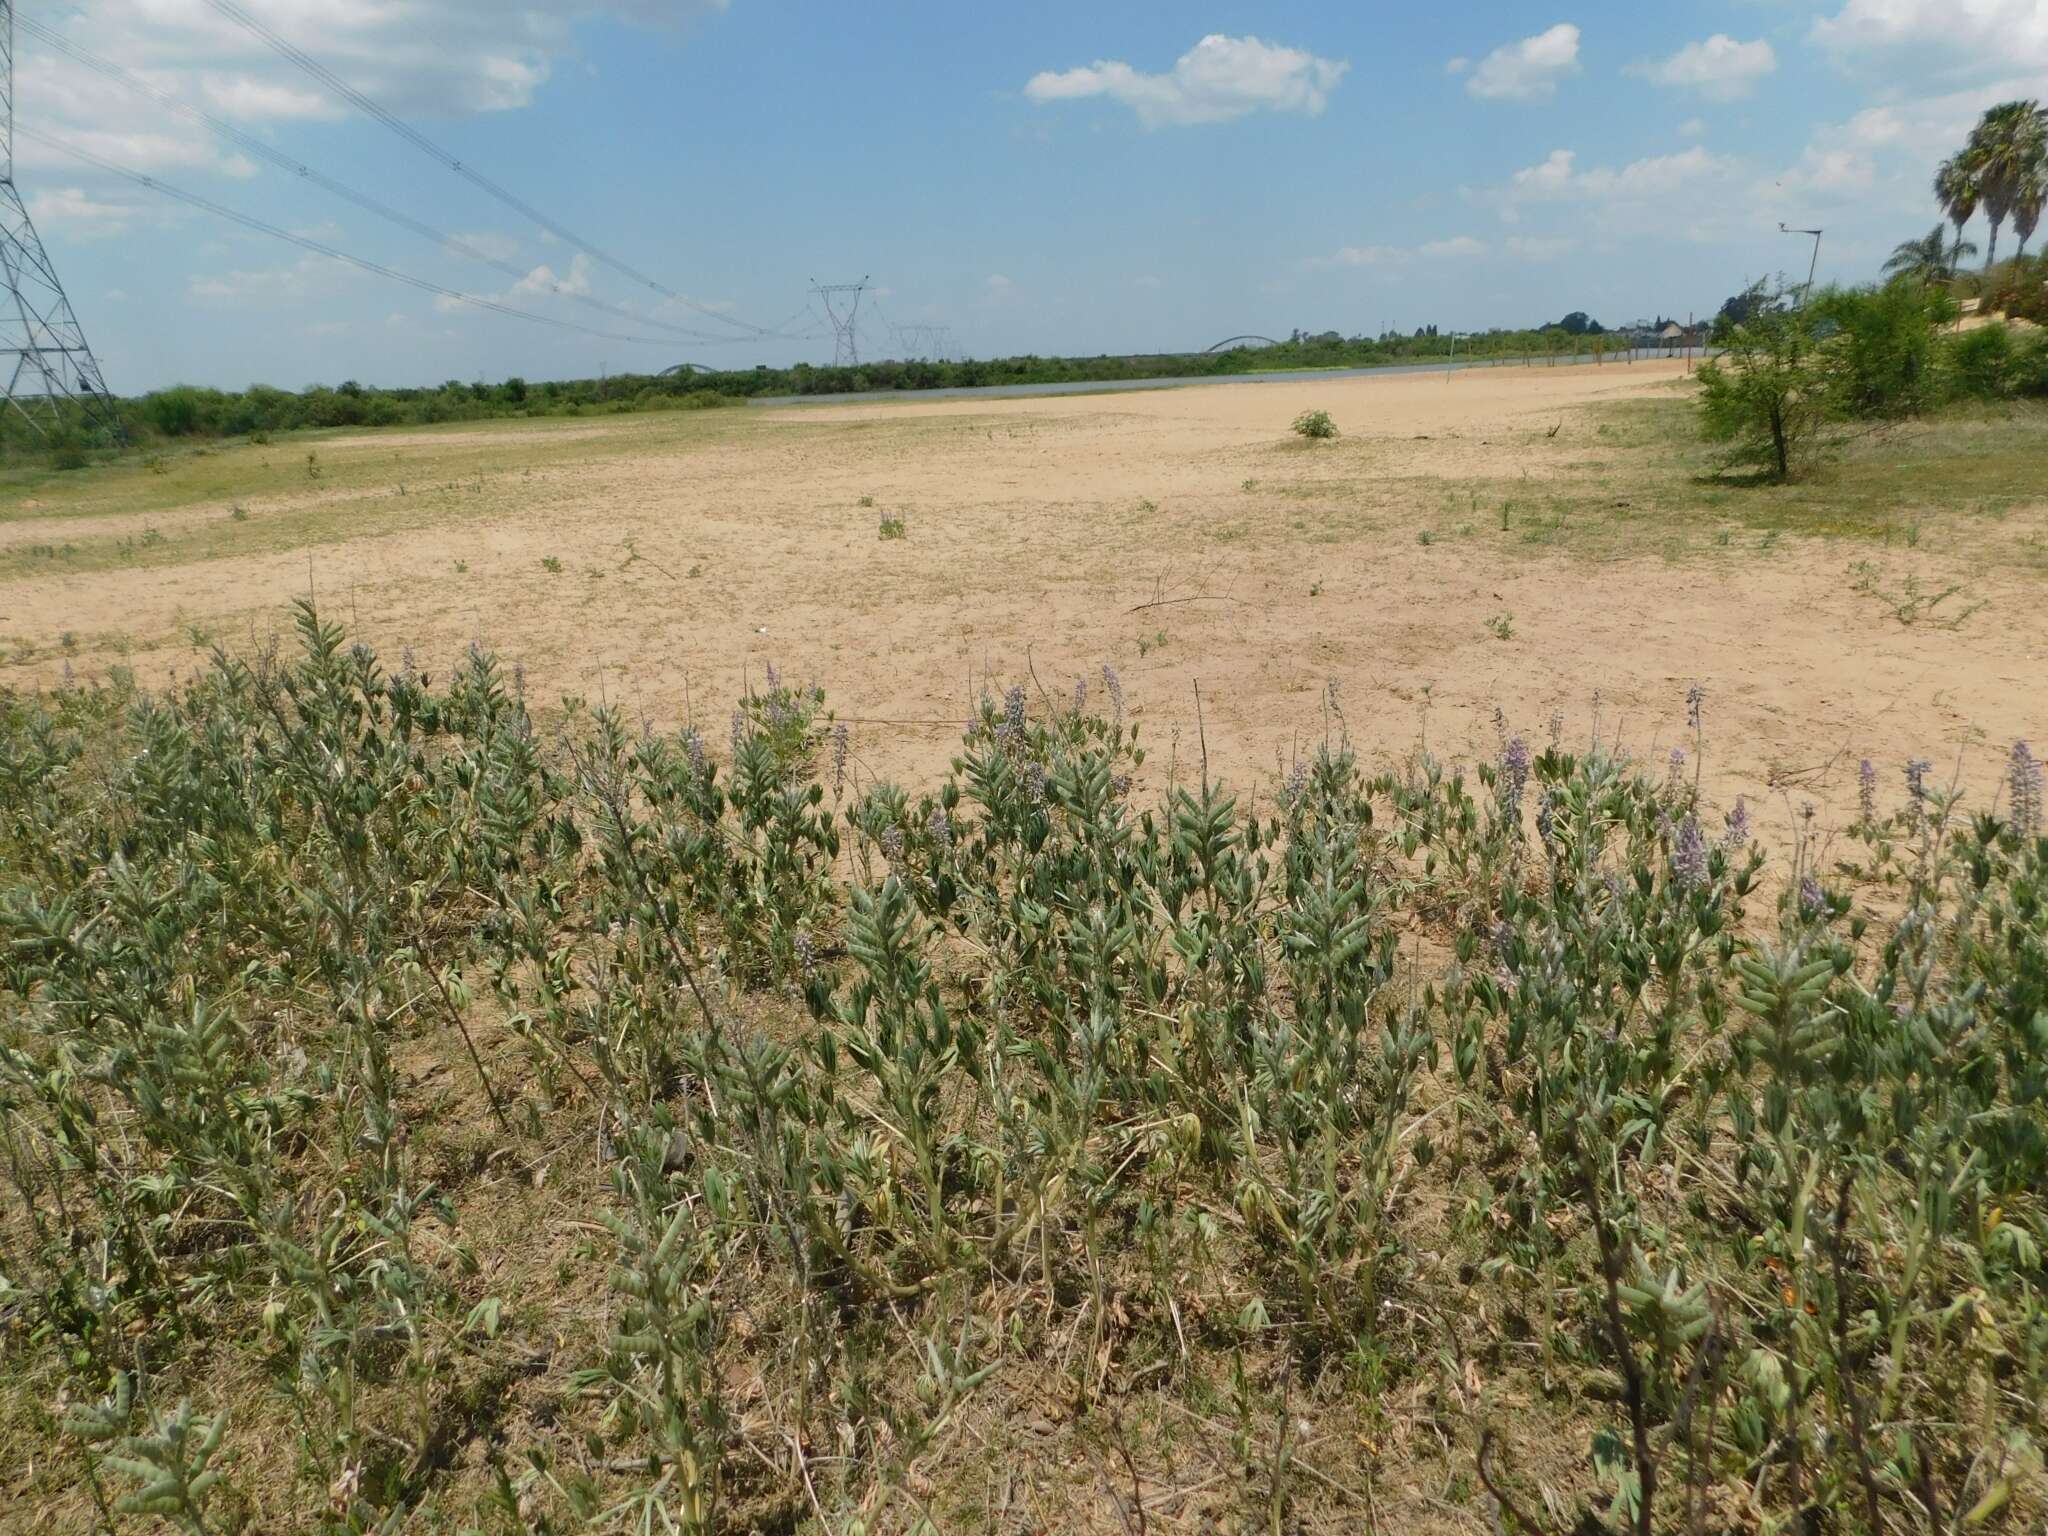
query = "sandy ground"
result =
(4, 359, 2043, 847)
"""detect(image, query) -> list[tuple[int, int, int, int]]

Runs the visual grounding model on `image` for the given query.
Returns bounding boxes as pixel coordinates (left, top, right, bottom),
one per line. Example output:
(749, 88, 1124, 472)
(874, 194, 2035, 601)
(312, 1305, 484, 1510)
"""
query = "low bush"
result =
(1945, 322, 2017, 398)
(1816, 278, 1955, 417)
(3, 620, 2044, 1531)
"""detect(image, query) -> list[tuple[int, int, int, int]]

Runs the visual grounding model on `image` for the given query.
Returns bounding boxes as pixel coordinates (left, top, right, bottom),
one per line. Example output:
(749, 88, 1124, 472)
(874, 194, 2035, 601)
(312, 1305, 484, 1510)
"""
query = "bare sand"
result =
(4, 359, 2042, 841)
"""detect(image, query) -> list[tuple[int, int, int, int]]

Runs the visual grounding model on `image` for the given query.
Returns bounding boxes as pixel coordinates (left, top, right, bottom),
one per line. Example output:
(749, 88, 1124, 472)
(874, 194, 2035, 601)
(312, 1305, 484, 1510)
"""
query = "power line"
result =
(21, 125, 733, 353)
(15, 12, 757, 347)
(197, 0, 775, 339)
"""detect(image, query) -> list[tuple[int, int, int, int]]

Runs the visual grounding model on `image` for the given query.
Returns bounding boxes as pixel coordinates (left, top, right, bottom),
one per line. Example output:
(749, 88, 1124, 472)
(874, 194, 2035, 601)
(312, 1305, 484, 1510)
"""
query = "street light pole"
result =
(1779, 223, 1824, 304)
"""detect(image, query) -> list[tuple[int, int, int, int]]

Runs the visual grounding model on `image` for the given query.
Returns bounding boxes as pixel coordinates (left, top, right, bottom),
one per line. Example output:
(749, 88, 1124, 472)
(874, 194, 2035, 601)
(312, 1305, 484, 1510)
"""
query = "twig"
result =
(1126, 594, 1248, 614)
(1477, 1429, 1551, 1536)
(1112, 1412, 1149, 1536)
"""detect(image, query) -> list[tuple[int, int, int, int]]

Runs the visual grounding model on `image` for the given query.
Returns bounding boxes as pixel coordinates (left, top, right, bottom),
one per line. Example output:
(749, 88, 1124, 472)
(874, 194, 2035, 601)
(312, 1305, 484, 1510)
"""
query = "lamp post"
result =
(1779, 223, 1824, 304)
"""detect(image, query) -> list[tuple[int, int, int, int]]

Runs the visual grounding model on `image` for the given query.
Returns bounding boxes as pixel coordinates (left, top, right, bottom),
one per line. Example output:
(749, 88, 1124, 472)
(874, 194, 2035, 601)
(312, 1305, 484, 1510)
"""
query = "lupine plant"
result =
(2, 611, 2042, 1532)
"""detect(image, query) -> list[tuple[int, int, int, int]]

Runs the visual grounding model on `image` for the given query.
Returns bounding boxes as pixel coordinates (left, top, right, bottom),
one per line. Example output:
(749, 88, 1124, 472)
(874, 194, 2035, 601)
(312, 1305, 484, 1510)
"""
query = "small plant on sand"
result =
(541, 555, 563, 574)
(1848, 560, 1983, 628)
(877, 512, 907, 541)
(228, 503, 248, 522)
(1292, 408, 1338, 441)
(1417, 529, 1435, 546)
(1136, 628, 1169, 656)
(1486, 612, 1515, 640)
(858, 494, 875, 508)
(304, 450, 321, 480)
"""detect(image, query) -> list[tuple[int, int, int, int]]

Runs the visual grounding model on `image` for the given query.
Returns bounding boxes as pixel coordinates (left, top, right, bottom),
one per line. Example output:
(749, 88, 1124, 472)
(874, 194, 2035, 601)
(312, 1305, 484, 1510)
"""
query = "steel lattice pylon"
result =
(810, 276, 869, 368)
(0, 1, 119, 441)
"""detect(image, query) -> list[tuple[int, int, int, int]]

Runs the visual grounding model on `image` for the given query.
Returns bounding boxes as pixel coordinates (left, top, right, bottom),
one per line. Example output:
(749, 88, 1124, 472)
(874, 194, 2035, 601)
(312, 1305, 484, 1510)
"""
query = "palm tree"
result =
(2011, 120, 2045, 262)
(1964, 100, 2047, 270)
(1884, 224, 1975, 281)
(1933, 154, 1981, 264)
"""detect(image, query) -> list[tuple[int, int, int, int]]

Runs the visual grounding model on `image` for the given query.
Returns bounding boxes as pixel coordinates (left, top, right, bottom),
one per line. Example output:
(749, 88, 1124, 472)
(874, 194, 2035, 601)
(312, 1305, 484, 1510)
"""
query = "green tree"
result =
(1711, 281, 1773, 339)
(1883, 224, 1975, 283)
(1933, 154, 1981, 264)
(2014, 162, 2043, 262)
(1964, 99, 2048, 270)
(1696, 292, 1830, 481)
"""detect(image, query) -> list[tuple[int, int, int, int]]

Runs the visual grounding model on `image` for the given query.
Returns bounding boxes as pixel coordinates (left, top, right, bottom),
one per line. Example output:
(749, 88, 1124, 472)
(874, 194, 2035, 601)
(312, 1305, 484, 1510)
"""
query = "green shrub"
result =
(1986, 255, 2048, 324)
(1292, 408, 1338, 440)
(2009, 327, 2048, 396)
(6, 615, 2046, 1534)
(1697, 294, 1830, 479)
(46, 427, 88, 471)
(1815, 278, 1954, 417)
(142, 385, 219, 438)
(1944, 323, 2017, 398)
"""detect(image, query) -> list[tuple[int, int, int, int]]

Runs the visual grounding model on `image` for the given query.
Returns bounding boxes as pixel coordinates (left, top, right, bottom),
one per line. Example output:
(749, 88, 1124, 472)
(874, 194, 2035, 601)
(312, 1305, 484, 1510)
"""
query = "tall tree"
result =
(1884, 224, 1975, 282)
(1934, 154, 1981, 261)
(2014, 159, 2045, 263)
(1964, 100, 2047, 270)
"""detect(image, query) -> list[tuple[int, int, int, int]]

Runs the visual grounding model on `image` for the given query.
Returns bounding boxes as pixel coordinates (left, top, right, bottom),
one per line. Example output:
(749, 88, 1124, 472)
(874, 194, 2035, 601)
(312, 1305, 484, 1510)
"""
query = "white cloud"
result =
(1631, 36, 1777, 101)
(1506, 235, 1576, 259)
(428, 252, 597, 315)
(197, 74, 333, 122)
(1511, 149, 1577, 196)
(15, 2, 730, 187)
(27, 186, 139, 238)
(1482, 144, 1743, 242)
(1446, 57, 1471, 76)
(1134, 274, 1162, 289)
(1324, 243, 1404, 269)
(1313, 235, 1491, 269)
(106, 288, 130, 302)
(1025, 34, 1349, 127)
(1679, 117, 1707, 138)
(1757, 74, 2048, 221)
(513, 254, 594, 299)
(189, 254, 355, 304)
(1467, 24, 1581, 102)
(1505, 145, 1737, 205)
(448, 231, 523, 264)
(986, 274, 1016, 295)
(1813, 0, 2048, 73)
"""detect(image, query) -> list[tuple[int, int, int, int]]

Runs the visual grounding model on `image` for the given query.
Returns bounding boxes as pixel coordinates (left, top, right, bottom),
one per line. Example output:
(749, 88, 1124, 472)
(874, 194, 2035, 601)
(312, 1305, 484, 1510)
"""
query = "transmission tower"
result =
(888, 322, 955, 363)
(810, 276, 870, 367)
(0, 2, 119, 441)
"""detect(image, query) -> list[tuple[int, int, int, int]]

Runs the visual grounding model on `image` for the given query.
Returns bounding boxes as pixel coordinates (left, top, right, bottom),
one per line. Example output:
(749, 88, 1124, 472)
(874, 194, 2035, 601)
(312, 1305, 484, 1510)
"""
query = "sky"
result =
(13, 0, 2048, 392)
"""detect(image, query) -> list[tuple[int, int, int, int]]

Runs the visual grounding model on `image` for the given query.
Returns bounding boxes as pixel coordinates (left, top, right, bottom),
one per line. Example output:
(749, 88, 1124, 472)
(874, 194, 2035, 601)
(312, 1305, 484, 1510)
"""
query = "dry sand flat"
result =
(4, 358, 2043, 841)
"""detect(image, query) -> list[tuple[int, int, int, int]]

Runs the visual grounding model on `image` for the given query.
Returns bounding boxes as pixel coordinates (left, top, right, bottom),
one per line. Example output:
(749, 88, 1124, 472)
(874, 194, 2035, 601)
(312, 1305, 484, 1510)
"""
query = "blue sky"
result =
(19, 0, 2048, 391)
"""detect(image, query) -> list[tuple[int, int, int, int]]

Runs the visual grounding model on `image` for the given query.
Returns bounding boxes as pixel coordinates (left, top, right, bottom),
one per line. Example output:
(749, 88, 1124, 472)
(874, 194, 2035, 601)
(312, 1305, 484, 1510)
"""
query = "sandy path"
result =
(3, 360, 2041, 844)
